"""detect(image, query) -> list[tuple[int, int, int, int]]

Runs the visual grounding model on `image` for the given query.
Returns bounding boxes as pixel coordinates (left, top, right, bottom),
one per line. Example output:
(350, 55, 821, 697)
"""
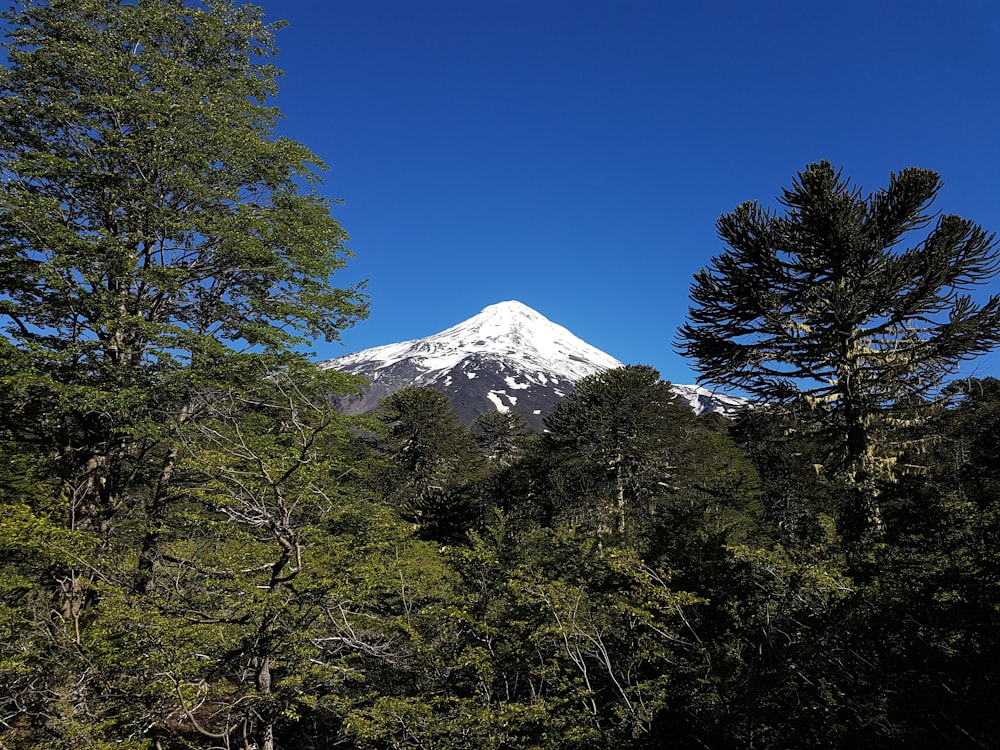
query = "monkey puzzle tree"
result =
(375, 387, 484, 542)
(677, 161, 1000, 532)
(543, 365, 690, 538)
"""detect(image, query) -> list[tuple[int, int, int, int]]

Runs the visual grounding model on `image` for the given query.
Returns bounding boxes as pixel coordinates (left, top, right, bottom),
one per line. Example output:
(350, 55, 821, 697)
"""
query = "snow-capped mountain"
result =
(320, 300, 744, 428)
(670, 384, 750, 417)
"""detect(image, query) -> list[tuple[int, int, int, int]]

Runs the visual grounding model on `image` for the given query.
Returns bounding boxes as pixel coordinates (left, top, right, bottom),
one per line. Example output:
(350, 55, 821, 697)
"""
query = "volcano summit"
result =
(320, 301, 744, 429)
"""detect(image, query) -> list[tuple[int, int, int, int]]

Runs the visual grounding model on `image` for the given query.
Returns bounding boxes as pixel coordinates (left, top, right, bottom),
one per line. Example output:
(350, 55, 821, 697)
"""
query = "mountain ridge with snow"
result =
(320, 301, 746, 428)
(331, 300, 621, 385)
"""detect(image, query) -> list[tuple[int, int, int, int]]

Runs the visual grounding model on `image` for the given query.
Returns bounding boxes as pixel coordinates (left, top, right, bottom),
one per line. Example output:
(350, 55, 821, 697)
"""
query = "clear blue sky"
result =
(258, 0, 1000, 386)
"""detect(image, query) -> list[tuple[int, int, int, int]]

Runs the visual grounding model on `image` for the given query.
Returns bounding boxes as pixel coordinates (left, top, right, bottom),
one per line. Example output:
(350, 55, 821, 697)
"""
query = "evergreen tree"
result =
(543, 365, 691, 538)
(470, 409, 542, 526)
(949, 376, 1000, 505)
(678, 161, 1000, 532)
(729, 405, 841, 546)
(375, 387, 484, 542)
(860, 377, 1000, 746)
(473, 409, 535, 466)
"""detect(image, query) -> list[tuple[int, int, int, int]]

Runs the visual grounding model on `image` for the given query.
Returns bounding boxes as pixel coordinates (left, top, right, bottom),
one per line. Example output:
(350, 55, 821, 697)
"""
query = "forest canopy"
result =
(2, 2, 1000, 749)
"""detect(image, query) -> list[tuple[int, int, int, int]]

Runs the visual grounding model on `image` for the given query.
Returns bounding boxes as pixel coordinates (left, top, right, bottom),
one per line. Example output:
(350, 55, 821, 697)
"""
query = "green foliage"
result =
(678, 161, 1000, 531)
(0, 1, 368, 746)
(473, 408, 536, 465)
(730, 405, 843, 545)
(0, 0, 368, 532)
(374, 387, 485, 543)
(542, 365, 691, 537)
(539, 366, 761, 569)
(389, 522, 712, 750)
(948, 377, 1000, 503)
(698, 534, 878, 748)
(376, 387, 480, 480)
(848, 379, 1000, 747)
(3, 22, 1000, 745)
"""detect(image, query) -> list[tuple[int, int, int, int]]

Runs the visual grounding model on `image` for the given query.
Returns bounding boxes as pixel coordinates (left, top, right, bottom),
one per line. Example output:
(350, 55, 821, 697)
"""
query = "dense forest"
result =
(2, 1, 1000, 749)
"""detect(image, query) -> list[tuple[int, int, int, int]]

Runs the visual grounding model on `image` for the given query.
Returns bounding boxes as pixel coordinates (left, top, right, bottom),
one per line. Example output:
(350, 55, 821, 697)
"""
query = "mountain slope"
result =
(320, 301, 744, 428)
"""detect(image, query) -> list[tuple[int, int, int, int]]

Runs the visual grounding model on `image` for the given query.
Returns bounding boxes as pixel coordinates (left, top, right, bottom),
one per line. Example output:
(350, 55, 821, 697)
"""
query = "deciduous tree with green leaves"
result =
(0, 0, 367, 745)
(0, 0, 366, 529)
(678, 161, 1000, 532)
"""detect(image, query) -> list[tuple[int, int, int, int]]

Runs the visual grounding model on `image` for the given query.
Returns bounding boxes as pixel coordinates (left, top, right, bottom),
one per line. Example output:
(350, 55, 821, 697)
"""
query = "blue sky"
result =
(258, 0, 1000, 386)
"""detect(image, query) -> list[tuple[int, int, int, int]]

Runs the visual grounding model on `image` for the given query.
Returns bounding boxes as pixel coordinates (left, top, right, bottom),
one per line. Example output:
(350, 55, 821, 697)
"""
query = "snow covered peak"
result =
(326, 301, 622, 384)
(469, 300, 551, 331)
(321, 300, 750, 427)
(438, 300, 555, 347)
(478, 299, 541, 317)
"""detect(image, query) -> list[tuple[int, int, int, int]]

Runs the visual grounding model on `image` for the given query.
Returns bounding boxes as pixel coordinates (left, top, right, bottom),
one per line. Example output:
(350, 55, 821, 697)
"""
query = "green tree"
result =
(344, 522, 708, 750)
(854, 378, 1000, 746)
(471, 409, 542, 526)
(473, 409, 535, 466)
(729, 405, 841, 546)
(0, 0, 366, 536)
(695, 534, 873, 749)
(678, 161, 1000, 532)
(649, 413, 761, 569)
(949, 377, 1000, 505)
(374, 387, 484, 543)
(543, 365, 687, 538)
(0, 0, 367, 745)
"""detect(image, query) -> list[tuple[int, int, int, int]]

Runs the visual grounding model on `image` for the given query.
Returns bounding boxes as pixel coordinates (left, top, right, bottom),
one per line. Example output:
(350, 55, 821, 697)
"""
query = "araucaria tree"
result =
(543, 365, 686, 537)
(678, 161, 1000, 531)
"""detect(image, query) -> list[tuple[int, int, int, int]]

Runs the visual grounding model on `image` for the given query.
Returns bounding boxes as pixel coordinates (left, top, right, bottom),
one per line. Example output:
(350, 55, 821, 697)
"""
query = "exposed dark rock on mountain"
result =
(320, 301, 745, 429)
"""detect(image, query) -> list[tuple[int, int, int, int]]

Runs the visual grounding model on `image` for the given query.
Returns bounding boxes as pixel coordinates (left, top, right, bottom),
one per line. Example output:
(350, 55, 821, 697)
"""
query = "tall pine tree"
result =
(678, 161, 1000, 532)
